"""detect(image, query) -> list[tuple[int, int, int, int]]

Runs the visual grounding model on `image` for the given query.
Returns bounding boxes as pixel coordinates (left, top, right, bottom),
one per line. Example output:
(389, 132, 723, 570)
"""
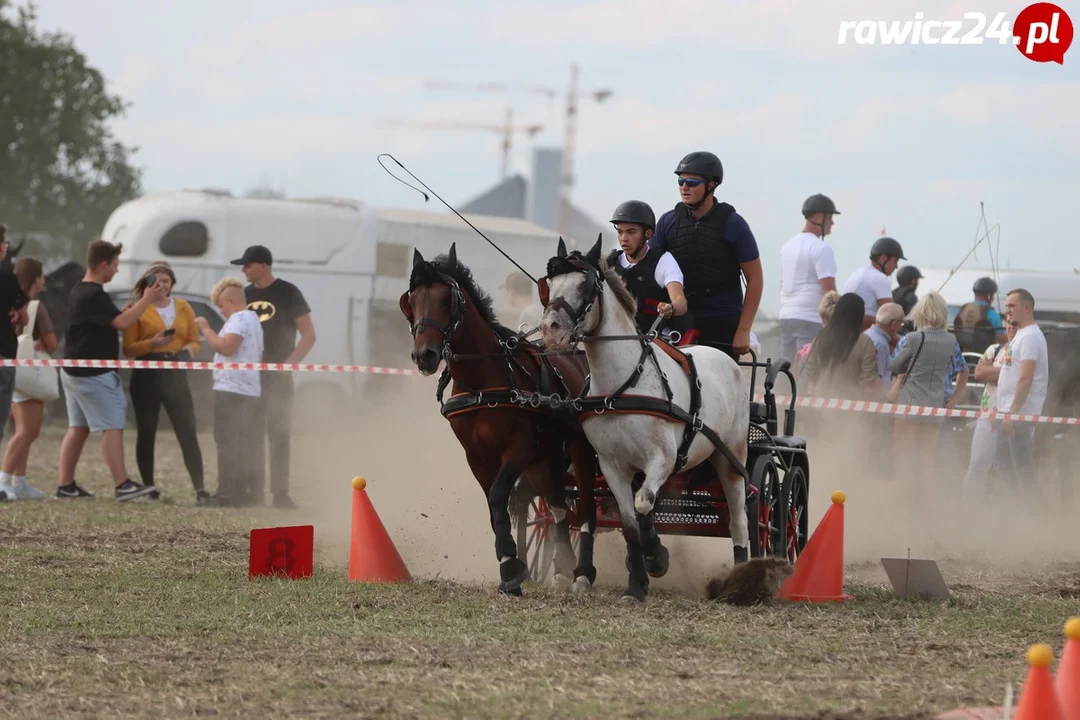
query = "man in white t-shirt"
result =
(606, 200, 691, 342)
(841, 236, 907, 330)
(196, 277, 265, 507)
(993, 288, 1048, 495)
(778, 193, 840, 361)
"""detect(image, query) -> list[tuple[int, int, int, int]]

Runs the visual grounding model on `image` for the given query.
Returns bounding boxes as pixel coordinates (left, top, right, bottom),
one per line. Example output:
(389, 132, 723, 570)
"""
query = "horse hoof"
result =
(572, 576, 592, 594)
(552, 573, 573, 591)
(645, 544, 670, 578)
(733, 545, 749, 565)
(499, 557, 529, 593)
(634, 488, 656, 516)
(498, 585, 524, 598)
(620, 586, 647, 604)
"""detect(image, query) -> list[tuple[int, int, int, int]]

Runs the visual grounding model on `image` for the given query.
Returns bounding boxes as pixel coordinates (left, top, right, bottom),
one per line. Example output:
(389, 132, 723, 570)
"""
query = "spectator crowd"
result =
(0, 228, 316, 507)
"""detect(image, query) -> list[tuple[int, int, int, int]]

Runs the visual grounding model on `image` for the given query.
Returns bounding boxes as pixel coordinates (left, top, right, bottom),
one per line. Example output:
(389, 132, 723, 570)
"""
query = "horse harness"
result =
(401, 265, 580, 427)
(540, 253, 749, 481)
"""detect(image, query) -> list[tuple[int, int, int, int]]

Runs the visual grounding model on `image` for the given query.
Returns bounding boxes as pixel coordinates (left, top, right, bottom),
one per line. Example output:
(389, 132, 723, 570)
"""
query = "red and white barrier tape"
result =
(6, 358, 1074, 425)
(0, 357, 422, 376)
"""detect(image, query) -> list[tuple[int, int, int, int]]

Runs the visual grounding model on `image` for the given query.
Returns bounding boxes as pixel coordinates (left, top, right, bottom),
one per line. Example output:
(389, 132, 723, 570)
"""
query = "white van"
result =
(99, 189, 572, 414)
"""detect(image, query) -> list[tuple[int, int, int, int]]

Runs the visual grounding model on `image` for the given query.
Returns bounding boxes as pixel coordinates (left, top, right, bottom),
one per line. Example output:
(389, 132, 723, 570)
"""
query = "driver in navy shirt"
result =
(648, 152, 763, 361)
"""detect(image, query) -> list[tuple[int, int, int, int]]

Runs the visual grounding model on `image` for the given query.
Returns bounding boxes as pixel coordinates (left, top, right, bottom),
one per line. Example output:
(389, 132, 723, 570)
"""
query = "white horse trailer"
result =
(99, 188, 572, 414)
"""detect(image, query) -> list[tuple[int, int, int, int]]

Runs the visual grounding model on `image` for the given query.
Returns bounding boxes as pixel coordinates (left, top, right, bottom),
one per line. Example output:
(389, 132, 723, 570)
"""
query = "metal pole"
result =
(557, 63, 579, 239)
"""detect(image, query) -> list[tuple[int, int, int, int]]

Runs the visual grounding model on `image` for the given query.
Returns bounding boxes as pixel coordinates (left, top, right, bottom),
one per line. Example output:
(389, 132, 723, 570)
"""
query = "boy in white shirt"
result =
(195, 277, 264, 507)
(841, 236, 906, 330)
(778, 193, 839, 361)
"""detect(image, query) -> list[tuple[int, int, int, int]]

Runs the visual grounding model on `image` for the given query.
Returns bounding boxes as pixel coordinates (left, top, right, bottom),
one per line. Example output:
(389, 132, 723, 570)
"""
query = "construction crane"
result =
(422, 64, 613, 237)
(380, 106, 544, 180)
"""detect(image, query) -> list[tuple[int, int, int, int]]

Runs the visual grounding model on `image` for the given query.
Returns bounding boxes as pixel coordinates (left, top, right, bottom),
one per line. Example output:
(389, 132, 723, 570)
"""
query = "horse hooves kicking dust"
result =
(705, 557, 793, 606)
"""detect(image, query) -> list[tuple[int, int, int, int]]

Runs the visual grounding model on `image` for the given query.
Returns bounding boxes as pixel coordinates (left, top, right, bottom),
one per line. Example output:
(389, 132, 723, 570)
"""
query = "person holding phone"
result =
(121, 262, 207, 503)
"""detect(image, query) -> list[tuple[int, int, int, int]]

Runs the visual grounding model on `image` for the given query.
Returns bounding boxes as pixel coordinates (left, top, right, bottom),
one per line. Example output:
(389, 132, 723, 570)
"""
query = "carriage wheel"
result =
(747, 454, 783, 559)
(780, 465, 810, 563)
(509, 480, 580, 584)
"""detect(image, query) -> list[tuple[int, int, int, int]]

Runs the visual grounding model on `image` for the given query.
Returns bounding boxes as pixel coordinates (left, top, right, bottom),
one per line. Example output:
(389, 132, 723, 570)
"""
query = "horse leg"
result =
(568, 434, 598, 594)
(631, 454, 675, 578)
(628, 471, 669, 579)
(544, 455, 577, 590)
(599, 458, 650, 603)
(712, 441, 750, 564)
(488, 460, 530, 596)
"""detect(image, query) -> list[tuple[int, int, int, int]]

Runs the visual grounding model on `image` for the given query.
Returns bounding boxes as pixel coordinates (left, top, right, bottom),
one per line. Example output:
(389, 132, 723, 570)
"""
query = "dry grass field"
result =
(1, 379, 1078, 719)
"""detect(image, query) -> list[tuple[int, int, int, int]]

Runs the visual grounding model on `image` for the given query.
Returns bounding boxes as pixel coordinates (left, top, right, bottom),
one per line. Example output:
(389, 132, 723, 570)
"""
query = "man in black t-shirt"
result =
(55, 240, 167, 501)
(230, 245, 315, 509)
(0, 225, 30, 498)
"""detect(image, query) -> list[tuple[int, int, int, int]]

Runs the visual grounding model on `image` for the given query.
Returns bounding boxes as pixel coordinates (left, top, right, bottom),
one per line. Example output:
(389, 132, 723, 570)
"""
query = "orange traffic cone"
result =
(778, 490, 852, 602)
(1057, 617, 1080, 720)
(348, 476, 412, 583)
(1015, 643, 1064, 720)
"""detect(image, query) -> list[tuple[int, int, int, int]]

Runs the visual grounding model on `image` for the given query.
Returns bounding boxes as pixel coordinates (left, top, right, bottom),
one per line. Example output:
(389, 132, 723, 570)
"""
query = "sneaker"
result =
(10, 479, 47, 500)
(114, 479, 156, 502)
(0, 482, 14, 500)
(146, 489, 161, 501)
(195, 490, 212, 506)
(56, 483, 95, 499)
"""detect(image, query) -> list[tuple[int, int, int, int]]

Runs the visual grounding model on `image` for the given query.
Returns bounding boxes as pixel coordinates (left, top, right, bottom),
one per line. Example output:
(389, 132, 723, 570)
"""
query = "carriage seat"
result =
(769, 435, 807, 449)
(749, 402, 768, 424)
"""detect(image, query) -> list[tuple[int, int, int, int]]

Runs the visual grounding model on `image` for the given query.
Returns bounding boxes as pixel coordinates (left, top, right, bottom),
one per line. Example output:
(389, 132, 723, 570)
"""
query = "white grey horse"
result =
(537, 237, 750, 603)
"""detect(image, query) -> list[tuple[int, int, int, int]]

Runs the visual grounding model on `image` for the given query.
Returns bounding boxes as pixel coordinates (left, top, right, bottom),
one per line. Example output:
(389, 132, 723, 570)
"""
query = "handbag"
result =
(14, 300, 60, 402)
(886, 331, 925, 404)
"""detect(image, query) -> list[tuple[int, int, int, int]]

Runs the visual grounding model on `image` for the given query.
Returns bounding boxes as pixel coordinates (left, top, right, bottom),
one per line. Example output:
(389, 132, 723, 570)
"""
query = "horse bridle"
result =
(399, 271, 466, 362)
(539, 254, 605, 341)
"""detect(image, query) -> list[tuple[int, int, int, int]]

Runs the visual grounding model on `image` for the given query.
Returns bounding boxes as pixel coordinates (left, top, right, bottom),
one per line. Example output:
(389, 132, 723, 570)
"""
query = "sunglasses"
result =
(677, 178, 705, 188)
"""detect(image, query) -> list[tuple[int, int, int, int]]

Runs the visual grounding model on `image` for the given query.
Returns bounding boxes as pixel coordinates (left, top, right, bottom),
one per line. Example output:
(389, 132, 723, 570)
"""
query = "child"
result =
(195, 277, 263, 506)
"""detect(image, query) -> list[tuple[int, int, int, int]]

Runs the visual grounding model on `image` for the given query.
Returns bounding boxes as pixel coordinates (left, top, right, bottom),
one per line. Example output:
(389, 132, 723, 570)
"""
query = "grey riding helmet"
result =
(801, 193, 840, 217)
(674, 151, 723, 184)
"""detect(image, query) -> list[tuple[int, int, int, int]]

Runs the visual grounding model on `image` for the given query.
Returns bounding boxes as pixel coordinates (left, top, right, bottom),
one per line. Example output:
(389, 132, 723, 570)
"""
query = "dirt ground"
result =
(1, 373, 1078, 719)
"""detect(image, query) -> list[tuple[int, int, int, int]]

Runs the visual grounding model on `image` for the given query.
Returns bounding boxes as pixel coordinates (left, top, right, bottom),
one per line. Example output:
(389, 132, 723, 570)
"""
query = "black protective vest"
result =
(953, 301, 996, 354)
(664, 200, 741, 298)
(608, 249, 692, 336)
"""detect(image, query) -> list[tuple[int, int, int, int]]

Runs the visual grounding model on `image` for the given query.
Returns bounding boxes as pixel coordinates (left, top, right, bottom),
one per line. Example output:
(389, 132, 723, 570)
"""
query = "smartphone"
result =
(144, 273, 157, 287)
(163, 328, 176, 337)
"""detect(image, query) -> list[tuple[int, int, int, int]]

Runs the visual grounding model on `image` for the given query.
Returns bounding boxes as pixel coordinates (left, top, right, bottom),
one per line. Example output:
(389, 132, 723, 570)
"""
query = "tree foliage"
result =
(0, 0, 142, 263)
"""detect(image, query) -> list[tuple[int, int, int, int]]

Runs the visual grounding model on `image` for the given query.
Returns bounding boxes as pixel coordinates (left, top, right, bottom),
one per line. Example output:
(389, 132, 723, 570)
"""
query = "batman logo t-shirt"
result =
(244, 278, 311, 363)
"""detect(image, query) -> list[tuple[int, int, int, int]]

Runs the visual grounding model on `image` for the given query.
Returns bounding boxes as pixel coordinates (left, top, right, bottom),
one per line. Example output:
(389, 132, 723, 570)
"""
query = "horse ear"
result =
(557, 237, 567, 258)
(412, 248, 425, 267)
(585, 233, 603, 267)
(447, 242, 457, 266)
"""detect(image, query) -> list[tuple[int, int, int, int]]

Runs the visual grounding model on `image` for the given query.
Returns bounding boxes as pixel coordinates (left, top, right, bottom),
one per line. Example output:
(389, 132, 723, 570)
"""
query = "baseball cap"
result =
(230, 245, 273, 266)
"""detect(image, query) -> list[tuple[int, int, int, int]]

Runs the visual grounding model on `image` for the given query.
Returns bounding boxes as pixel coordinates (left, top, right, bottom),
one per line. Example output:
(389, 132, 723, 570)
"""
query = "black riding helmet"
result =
(870, 236, 906, 261)
(896, 265, 924, 286)
(801, 193, 840, 218)
(610, 200, 656, 230)
(674, 151, 723, 184)
(973, 277, 998, 295)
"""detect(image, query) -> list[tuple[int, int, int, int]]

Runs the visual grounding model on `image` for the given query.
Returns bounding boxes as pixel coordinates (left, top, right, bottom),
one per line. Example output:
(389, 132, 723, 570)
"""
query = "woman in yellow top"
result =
(122, 262, 207, 503)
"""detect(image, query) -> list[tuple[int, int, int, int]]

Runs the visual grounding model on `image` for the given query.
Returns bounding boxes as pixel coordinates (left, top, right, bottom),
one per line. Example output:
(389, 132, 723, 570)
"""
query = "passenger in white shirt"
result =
(778, 193, 840, 362)
(606, 200, 691, 342)
(195, 277, 265, 507)
(841, 236, 907, 331)
(994, 288, 1048, 497)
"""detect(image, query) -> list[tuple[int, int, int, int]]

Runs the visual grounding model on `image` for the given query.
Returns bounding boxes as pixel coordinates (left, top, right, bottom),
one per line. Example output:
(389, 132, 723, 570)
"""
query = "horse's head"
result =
(538, 235, 605, 350)
(400, 244, 467, 376)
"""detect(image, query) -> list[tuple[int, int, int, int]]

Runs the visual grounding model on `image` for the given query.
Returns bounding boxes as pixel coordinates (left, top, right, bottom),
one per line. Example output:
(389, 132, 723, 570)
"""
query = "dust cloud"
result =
(281, 367, 1080, 597)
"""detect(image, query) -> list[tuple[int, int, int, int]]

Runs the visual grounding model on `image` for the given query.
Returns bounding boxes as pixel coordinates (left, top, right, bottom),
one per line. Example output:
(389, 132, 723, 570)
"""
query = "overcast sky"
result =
(22, 0, 1080, 314)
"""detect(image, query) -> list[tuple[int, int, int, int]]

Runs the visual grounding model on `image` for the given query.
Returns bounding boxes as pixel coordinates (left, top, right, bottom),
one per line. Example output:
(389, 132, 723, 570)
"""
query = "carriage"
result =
(510, 349, 811, 585)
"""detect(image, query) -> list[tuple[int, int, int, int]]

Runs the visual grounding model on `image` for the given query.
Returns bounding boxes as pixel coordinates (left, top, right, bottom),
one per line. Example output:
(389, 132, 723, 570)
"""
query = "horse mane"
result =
(409, 252, 516, 338)
(599, 252, 639, 321)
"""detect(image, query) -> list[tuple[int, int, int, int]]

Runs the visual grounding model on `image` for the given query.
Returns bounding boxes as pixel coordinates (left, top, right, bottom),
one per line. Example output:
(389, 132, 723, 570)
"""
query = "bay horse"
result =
(400, 243, 601, 596)
(537, 236, 751, 603)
